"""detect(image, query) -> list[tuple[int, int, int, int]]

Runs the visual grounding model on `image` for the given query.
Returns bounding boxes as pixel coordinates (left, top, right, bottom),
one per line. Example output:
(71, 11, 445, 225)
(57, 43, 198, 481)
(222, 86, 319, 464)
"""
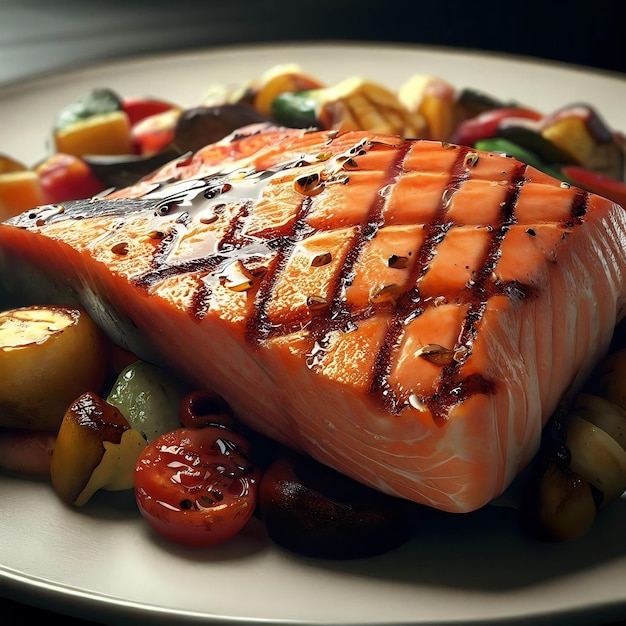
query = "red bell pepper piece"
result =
(122, 97, 177, 127)
(131, 108, 181, 156)
(450, 107, 543, 147)
(562, 165, 626, 208)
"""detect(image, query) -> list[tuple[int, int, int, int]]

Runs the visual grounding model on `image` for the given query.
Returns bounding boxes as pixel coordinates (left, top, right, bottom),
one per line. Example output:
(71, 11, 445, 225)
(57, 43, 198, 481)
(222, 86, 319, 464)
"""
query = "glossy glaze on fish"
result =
(1, 124, 625, 512)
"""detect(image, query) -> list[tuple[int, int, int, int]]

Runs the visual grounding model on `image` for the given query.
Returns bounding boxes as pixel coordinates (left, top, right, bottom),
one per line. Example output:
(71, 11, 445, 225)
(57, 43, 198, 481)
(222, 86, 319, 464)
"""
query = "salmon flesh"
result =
(1, 125, 625, 513)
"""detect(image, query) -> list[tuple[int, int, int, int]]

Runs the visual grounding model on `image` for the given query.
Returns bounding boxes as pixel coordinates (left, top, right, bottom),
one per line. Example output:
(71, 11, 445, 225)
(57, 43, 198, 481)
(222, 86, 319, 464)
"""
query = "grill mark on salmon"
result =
(371, 144, 475, 417)
(246, 193, 314, 345)
(2, 126, 625, 512)
(298, 140, 413, 388)
(427, 161, 529, 423)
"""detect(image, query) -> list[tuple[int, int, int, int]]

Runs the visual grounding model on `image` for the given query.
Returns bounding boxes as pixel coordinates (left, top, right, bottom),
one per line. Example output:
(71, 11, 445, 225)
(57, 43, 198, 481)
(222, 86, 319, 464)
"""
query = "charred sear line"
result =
(314, 139, 412, 381)
(244, 196, 314, 345)
(429, 372, 495, 419)
(219, 202, 252, 251)
(371, 145, 472, 414)
(248, 139, 412, 348)
(331, 140, 412, 308)
(133, 255, 225, 290)
(569, 188, 589, 223)
(133, 202, 255, 292)
(425, 162, 529, 425)
(192, 277, 213, 320)
(295, 306, 378, 343)
(370, 299, 424, 413)
(151, 227, 183, 267)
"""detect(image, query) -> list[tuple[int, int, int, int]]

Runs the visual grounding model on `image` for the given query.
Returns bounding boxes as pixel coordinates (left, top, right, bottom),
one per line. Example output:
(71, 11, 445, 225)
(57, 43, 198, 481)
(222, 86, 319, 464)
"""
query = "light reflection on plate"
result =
(0, 43, 625, 625)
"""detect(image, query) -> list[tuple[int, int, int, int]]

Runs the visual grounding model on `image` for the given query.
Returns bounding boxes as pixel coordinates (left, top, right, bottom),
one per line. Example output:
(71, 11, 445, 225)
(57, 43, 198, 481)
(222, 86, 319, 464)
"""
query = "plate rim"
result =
(2, 39, 626, 93)
(1, 40, 626, 626)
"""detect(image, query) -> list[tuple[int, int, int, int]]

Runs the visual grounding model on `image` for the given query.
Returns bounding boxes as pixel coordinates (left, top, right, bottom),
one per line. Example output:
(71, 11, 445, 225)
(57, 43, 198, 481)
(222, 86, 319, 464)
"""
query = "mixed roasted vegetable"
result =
(0, 304, 424, 555)
(0, 64, 625, 555)
(2, 64, 626, 219)
(0, 302, 624, 553)
(522, 332, 626, 541)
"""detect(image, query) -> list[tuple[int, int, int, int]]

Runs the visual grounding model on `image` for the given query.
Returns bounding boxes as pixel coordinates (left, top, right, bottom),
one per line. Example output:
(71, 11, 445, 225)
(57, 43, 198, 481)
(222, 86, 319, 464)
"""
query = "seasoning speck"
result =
(294, 173, 324, 196)
(408, 394, 427, 411)
(222, 260, 256, 292)
(370, 284, 399, 304)
(306, 295, 328, 310)
(464, 152, 479, 167)
(388, 254, 409, 269)
(342, 157, 359, 171)
(111, 242, 129, 256)
(416, 343, 456, 366)
(311, 252, 332, 267)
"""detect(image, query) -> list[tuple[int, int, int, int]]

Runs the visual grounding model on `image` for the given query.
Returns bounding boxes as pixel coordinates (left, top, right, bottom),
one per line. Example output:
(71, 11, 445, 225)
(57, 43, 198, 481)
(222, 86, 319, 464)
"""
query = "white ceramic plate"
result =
(1, 43, 626, 626)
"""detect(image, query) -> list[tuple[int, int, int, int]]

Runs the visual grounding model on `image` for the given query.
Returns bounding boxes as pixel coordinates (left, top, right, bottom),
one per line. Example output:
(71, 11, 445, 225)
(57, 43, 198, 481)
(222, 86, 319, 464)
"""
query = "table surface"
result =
(2, 1, 626, 625)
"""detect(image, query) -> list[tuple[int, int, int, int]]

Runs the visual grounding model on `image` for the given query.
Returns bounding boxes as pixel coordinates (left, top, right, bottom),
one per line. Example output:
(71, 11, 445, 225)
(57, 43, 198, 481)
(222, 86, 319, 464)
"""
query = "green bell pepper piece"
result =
(106, 360, 189, 442)
(55, 87, 124, 131)
(270, 90, 322, 129)
(474, 137, 570, 183)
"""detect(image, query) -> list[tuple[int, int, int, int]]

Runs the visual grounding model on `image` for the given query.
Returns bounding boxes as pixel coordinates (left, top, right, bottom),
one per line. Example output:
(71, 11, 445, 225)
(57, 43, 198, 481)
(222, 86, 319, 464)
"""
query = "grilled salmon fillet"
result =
(1, 125, 625, 513)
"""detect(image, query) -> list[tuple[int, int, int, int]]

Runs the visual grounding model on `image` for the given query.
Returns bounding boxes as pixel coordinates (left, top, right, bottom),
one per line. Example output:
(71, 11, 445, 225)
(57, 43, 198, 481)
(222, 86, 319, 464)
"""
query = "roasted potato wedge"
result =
(0, 305, 107, 431)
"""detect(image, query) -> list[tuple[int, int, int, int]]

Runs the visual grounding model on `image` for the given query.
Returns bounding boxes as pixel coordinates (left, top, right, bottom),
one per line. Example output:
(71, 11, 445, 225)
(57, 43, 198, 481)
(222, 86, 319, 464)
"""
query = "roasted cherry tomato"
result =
(449, 107, 543, 147)
(179, 389, 235, 430)
(134, 426, 261, 546)
(36, 153, 107, 203)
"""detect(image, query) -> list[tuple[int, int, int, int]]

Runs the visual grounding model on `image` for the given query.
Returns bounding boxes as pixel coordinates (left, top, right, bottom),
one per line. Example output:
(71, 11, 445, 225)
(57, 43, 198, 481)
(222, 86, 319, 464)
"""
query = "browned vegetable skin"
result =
(567, 394, 626, 506)
(534, 463, 597, 542)
(259, 453, 420, 559)
(51, 391, 146, 506)
(592, 348, 626, 410)
(173, 104, 270, 154)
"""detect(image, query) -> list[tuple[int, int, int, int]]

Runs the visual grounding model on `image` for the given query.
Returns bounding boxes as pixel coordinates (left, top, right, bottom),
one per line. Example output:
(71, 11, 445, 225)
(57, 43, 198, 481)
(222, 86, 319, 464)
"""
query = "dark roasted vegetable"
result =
(173, 104, 270, 153)
(83, 150, 179, 189)
(259, 453, 420, 559)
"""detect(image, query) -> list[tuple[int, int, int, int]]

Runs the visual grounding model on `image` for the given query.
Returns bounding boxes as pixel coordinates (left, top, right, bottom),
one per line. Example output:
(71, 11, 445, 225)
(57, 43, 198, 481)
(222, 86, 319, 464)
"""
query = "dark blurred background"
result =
(1, 1, 625, 625)
(0, 0, 624, 85)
